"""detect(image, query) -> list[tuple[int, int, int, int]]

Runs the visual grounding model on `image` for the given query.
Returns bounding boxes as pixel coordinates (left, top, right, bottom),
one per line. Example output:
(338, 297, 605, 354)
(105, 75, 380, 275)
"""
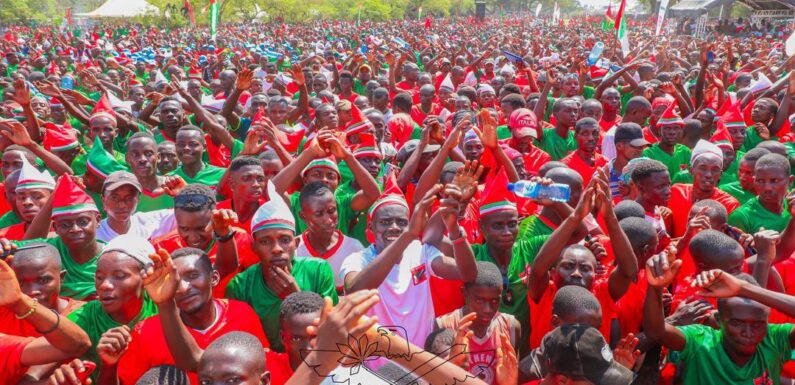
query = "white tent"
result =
(77, 0, 159, 18)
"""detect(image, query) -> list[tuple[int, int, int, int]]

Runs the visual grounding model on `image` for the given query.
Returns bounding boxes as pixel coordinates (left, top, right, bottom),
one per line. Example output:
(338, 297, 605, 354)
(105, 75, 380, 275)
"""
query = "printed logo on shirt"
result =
(469, 351, 496, 385)
(754, 370, 773, 385)
(680, 164, 688, 170)
(411, 264, 428, 285)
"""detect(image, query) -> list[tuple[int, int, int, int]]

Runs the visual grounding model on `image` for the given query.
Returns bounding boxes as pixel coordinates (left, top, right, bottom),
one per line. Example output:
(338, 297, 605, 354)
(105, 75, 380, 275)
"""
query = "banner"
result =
(655, 0, 669, 36)
(184, 0, 196, 26)
(209, 0, 219, 39)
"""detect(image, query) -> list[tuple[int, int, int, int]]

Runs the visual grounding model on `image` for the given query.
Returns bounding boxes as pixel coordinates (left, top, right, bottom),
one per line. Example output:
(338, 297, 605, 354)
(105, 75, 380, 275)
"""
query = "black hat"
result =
(614, 123, 649, 148)
(544, 324, 634, 385)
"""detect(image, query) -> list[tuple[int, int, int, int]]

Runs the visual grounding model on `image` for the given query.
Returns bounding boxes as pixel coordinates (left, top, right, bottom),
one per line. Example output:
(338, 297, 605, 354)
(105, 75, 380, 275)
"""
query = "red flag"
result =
(614, 0, 627, 30)
(66, 8, 72, 27)
(184, 0, 196, 26)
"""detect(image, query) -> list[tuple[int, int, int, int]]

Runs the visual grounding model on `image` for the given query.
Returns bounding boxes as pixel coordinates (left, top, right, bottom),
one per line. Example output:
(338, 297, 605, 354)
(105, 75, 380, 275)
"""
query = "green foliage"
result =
(0, 0, 57, 23)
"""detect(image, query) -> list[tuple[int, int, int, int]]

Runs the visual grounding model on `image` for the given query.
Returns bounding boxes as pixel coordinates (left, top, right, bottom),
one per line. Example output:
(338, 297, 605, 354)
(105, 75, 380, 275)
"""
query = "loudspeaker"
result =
(475, 1, 485, 20)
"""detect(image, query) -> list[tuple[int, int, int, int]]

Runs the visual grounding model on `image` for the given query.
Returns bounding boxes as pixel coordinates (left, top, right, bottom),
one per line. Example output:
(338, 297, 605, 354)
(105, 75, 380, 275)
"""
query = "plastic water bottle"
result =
(507, 180, 571, 203)
(60, 76, 74, 90)
(587, 42, 605, 66)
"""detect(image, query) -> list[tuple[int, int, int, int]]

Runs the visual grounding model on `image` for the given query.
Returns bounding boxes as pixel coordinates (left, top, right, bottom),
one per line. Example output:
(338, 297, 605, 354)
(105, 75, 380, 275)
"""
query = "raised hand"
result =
(0, 119, 32, 147)
(613, 333, 640, 370)
(309, 290, 380, 360)
(449, 312, 475, 368)
(290, 64, 305, 88)
(408, 184, 442, 238)
(438, 183, 465, 232)
(211, 209, 239, 237)
(97, 326, 132, 365)
(476, 109, 498, 149)
(36, 80, 63, 98)
(665, 296, 714, 326)
(240, 129, 267, 156)
(0, 253, 21, 307)
(236, 68, 254, 91)
(684, 206, 711, 239)
(691, 269, 743, 298)
(142, 249, 179, 305)
(12, 78, 30, 106)
(645, 245, 680, 288)
(573, 183, 597, 221)
(753, 227, 780, 262)
(450, 160, 484, 204)
(161, 175, 187, 197)
(494, 330, 518, 385)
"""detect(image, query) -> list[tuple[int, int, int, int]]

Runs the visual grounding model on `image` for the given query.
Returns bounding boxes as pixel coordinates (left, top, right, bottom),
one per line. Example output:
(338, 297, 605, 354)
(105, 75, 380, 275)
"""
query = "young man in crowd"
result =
(720, 148, 771, 204)
(729, 153, 793, 234)
(296, 182, 364, 292)
(226, 181, 338, 351)
(528, 170, 638, 348)
(115, 247, 268, 385)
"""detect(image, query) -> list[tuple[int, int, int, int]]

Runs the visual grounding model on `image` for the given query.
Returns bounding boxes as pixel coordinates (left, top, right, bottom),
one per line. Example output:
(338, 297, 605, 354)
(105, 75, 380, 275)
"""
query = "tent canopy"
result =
(669, 0, 734, 16)
(77, 0, 159, 18)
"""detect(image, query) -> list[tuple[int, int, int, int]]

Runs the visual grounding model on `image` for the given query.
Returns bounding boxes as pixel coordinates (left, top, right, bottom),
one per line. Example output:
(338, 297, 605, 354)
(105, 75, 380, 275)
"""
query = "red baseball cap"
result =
(509, 108, 538, 139)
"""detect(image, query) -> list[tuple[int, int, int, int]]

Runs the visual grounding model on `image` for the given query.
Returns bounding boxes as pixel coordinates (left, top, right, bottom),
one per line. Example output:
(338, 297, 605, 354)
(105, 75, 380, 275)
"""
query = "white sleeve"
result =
(142, 210, 176, 240)
(339, 251, 367, 283)
(423, 243, 444, 278)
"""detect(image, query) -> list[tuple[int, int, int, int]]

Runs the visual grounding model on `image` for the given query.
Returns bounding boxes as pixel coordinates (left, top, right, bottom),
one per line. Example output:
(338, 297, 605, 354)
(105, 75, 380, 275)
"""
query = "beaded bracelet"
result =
(14, 298, 37, 320)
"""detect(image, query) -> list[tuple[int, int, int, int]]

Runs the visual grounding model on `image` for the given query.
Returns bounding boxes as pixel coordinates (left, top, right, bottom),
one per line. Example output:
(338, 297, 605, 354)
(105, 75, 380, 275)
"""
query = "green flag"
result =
(209, 0, 219, 39)
(602, 3, 614, 31)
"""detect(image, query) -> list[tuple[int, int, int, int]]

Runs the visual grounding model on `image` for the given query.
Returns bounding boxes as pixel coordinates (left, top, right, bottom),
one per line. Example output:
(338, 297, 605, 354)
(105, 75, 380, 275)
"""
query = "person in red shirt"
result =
(0, 242, 84, 338)
(0, 253, 91, 385)
(630, 159, 673, 243)
(116, 247, 268, 385)
(410, 84, 444, 126)
(506, 108, 551, 178)
(527, 174, 638, 349)
(216, 156, 267, 232)
(336, 71, 359, 103)
(669, 143, 739, 237)
(152, 184, 252, 297)
(561, 118, 608, 187)
(599, 88, 623, 132)
(614, 217, 659, 336)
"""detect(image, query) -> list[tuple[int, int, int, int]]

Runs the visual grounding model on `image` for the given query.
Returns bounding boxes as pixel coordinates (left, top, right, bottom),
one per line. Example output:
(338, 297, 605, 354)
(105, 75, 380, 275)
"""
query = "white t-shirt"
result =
(296, 231, 364, 290)
(339, 240, 442, 347)
(97, 209, 176, 243)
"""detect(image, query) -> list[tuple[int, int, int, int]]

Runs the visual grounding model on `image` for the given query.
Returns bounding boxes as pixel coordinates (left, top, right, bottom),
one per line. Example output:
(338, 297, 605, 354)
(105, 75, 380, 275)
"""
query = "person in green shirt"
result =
(644, 254, 795, 385)
(71, 112, 125, 176)
(729, 154, 794, 234)
(518, 167, 583, 241)
(642, 112, 692, 178)
(225, 181, 338, 351)
(472, 174, 580, 356)
(16, 174, 106, 300)
(272, 128, 380, 235)
(721, 148, 771, 204)
(535, 98, 578, 160)
(125, 132, 173, 212)
(496, 94, 527, 140)
(742, 98, 778, 153)
(67, 235, 159, 384)
(168, 126, 225, 188)
(0, 171, 22, 229)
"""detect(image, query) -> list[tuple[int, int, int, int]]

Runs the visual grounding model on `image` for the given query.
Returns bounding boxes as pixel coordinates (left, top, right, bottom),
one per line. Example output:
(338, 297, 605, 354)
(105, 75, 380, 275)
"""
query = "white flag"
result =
(655, 0, 670, 36)
(553, 2, 560, 23)
(535, 3, 542, 17)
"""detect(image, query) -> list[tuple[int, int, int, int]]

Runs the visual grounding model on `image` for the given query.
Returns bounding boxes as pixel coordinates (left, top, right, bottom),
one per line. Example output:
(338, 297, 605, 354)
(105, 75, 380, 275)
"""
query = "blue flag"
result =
(502, 50, 524, 64)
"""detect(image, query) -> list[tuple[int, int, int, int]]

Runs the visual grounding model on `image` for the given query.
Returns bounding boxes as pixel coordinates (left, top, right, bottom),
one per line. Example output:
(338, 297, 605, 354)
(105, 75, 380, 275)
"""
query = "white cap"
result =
(251, 181, 295, 234)
(16, 158, 56, 192)
(102, 234, 155, 266)
(690, 139, 723, 165)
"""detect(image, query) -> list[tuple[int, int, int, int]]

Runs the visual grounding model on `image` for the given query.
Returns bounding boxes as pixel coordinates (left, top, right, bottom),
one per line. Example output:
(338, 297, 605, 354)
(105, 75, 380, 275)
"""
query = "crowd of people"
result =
(0, 12, 795, 385)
